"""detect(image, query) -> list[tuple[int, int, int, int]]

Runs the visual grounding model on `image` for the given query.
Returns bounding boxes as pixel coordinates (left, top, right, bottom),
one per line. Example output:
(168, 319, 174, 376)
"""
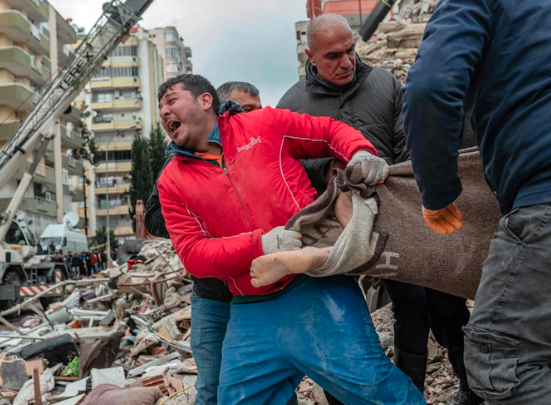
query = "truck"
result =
(39, 213, 89, 254)
(0, 0, 156, 310)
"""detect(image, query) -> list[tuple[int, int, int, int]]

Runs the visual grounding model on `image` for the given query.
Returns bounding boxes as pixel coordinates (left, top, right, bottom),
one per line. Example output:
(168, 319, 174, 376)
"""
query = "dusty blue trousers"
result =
(218, 275, 426, 405)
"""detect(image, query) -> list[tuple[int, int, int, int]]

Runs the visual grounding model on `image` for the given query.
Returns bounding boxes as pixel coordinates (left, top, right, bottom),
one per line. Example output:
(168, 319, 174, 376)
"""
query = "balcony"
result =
(96, 204, 130, 216)
(62, 154, 83, 176)
(63, 183, 84, 200)
(185, 46, 192, 58)
(0, 197, 56, 217)
(94, 161, 132, 173)
(4, 0, 49, 23)
(92, 118, 142, 132)
(94, 182, 130, 195)
(58, 44, 72, 65)
(11, 159, 55, 185)
(91, 98, 142, 111)
(103, 56, 140, 67)
(0, 83, 34, 111)
(0, 121, 20, 141)
(60, 125, 83, 149)
(96, 140, 133, 151)
(0, 10, 50, 55)
(90, 76, 140, 89)
(0, 46, 46, 85)
(56, 11, 77, 45)
(32, 163, 56, 185)
(62, 105, 81, 124)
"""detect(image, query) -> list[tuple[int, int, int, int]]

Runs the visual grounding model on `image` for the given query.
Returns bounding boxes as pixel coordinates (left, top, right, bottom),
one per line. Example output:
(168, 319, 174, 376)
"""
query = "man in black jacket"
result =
(277, 14, 481, 405)
(146, 82, 300, 405)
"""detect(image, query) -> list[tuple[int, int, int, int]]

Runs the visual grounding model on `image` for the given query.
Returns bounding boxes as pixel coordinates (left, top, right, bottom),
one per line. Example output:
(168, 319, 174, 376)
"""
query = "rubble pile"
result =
(0, 239, 198, 405)
(356, 0, 439, 83)
(1, 237, 470, 405)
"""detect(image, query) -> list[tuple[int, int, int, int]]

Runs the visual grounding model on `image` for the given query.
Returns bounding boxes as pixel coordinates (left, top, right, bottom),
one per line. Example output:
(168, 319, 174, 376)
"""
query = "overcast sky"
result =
(49, 0, 309, 107)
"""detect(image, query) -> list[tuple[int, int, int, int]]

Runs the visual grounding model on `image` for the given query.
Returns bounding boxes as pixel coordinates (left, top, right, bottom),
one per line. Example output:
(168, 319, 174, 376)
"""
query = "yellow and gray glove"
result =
(347, 150, 390, 185)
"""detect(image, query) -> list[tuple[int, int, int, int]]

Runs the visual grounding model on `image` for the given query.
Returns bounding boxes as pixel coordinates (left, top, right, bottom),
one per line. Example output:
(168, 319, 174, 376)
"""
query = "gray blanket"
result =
(285, 148, 501, 299)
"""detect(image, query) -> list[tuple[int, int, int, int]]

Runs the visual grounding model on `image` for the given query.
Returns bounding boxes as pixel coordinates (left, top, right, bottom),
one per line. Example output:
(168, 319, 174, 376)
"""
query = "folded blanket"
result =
(285, 148, 501, 299)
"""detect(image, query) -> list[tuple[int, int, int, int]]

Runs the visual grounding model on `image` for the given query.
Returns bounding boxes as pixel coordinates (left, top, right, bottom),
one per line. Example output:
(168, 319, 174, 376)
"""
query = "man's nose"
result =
(340, 54, 352, 69)
(159, 105, 169, 119)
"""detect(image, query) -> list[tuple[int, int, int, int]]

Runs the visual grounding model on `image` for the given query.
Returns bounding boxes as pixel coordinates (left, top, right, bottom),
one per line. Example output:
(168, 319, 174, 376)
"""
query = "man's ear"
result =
(198, 92, 213, 111)
(305, 48, 316, 67)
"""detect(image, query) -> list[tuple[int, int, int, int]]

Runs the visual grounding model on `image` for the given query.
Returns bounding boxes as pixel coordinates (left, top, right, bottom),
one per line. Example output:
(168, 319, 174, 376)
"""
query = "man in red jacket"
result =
(157, 74, 425, 405)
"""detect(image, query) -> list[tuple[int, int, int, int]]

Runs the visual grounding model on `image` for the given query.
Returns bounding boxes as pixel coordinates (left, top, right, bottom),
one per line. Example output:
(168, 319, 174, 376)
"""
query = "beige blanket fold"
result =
(285, 147, 501, 299)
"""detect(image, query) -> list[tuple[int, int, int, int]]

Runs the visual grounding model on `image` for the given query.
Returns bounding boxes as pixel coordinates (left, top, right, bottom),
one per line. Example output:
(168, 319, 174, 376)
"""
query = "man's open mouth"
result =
(167, 120, 182, 135)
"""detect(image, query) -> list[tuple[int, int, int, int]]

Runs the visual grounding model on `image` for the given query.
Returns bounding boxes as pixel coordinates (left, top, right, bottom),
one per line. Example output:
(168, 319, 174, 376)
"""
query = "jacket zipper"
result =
(223, 167, 254, 230)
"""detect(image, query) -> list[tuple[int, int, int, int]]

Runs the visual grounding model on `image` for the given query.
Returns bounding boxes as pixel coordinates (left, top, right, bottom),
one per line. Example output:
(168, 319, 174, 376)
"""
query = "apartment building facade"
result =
(147, 26, 193, 80)
(79, 27, 165, 240)
(0, 0, 86, 238)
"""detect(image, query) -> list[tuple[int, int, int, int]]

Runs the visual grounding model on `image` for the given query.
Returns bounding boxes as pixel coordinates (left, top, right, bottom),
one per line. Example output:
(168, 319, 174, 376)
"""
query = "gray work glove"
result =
(261, 226, 302, 255)
(347, 150, 390, 185)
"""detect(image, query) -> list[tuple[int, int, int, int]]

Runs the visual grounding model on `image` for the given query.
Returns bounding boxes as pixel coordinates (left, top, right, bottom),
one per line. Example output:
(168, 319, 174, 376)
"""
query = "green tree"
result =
(128, 134, 153, 228)
(71, 102, 100, 237)
(91, 226, 118, 249)
(72, 102, 100, 170)
(149, 122, 168, 179)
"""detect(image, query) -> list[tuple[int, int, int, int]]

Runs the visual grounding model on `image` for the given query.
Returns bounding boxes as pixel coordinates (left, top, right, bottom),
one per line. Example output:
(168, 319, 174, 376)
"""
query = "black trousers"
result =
(382, 279, 471, 383)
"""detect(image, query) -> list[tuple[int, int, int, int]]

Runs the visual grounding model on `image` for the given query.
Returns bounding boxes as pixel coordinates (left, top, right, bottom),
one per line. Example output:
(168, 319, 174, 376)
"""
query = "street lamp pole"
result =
(106, 139, 111, 262)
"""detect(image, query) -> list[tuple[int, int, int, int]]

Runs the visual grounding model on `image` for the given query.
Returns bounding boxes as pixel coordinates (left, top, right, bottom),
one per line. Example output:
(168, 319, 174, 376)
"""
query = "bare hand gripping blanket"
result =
(285, 148, 501, 299)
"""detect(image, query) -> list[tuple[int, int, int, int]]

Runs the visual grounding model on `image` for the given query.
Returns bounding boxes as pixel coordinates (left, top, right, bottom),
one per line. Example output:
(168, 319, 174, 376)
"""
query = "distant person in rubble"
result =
(277, 13, 479, 405)
(402, 1, 551, 404)
(146, 81, 297, 405)
(155, 73, 424, 405)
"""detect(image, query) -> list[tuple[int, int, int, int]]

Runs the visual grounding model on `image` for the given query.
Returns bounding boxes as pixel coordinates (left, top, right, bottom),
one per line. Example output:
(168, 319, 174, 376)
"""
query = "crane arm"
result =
(0, 0, 155, 191)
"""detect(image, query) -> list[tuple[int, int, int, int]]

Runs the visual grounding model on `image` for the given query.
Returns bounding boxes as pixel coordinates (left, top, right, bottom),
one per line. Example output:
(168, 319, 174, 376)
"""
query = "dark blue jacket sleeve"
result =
(402, 0, 492, 210)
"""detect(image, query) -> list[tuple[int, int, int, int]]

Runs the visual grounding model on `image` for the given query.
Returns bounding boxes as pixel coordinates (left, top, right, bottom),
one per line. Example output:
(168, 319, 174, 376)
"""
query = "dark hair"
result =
(157, 74, 220, 113)
(216, 81, 260, 101)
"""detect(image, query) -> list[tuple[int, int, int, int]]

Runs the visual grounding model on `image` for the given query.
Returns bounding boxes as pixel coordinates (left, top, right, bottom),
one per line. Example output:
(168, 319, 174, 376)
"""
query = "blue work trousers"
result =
(218, 275, 425, 405)
(190, 293, 299, 405)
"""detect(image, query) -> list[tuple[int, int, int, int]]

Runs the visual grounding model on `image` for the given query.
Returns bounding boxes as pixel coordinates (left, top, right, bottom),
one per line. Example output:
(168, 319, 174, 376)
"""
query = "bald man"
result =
(278, 14, 481, 405)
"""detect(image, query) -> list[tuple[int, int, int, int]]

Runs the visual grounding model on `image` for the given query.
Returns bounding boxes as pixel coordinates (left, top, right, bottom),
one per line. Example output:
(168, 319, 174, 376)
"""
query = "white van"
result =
(40, 213, 88, 254)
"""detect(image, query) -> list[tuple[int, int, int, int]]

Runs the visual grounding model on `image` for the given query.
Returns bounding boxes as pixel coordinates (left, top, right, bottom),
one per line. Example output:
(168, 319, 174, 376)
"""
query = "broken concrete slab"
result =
(127, 352, 181, 378)
(91, 367, 126, 389)
(0, 358, 28, 390)
(57, 377, 89, 398)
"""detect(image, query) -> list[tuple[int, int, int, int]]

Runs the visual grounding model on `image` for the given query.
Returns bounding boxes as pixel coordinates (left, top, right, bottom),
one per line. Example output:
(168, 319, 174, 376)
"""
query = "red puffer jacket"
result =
(158, 107, 376, 297)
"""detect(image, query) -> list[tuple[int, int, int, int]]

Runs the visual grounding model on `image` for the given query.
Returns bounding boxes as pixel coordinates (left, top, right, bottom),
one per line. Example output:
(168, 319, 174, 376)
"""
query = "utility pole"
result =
(82, 165, 88, 237)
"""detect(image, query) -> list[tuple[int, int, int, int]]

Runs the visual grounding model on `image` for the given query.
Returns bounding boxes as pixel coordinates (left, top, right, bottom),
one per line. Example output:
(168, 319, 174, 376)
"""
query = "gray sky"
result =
(50, 0, 309, 107)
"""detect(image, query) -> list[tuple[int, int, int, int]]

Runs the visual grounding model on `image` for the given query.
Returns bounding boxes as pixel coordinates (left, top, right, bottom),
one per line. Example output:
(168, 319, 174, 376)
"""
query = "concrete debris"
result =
(0, 234, 466, 405)
(356, 0, 440, 83)
(0, 239, 197, 405)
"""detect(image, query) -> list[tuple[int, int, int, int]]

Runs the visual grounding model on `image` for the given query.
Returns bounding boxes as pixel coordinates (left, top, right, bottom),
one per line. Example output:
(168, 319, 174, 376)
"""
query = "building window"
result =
(92, 92, 113, 103)
(97, 150, 132, 162)
(94, 66, 139, 79)
(62, 169, 69, 185)
(98, 113, 113, 123)
(165, 31, 178, 42)
(166, 46, 180, 59)
(111, 45, 138, 57)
